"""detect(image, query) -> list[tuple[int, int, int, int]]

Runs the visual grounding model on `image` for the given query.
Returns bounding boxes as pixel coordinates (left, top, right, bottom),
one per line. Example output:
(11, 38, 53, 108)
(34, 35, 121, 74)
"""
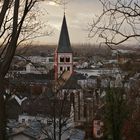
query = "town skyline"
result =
(0, 0, 140, 139)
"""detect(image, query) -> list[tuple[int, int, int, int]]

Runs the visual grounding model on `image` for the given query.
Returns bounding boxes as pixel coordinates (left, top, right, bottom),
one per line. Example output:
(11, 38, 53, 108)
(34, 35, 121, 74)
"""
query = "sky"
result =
(34, 0, 102, 45)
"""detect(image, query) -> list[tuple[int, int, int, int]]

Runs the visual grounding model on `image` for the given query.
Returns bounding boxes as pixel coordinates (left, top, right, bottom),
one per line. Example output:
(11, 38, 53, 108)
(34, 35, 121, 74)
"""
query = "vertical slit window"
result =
(60, 67, 63, 71)
(67, 66, 70, 71)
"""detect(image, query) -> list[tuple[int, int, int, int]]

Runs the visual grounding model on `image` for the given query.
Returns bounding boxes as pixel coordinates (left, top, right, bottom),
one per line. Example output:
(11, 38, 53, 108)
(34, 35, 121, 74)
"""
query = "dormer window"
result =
(66, 57, 70, 62)
(60, 57, 64, 62)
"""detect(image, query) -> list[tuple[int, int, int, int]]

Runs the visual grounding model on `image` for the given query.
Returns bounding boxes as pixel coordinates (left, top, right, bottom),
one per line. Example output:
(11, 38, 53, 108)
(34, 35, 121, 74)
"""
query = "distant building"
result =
(9, 132, 37, 140)
(93, 119, 104, 139)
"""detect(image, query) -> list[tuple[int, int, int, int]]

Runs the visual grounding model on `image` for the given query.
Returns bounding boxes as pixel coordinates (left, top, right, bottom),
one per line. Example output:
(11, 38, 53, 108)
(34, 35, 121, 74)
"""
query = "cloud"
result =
(35, 0, 103, 44)
(47, 1, 59, 6)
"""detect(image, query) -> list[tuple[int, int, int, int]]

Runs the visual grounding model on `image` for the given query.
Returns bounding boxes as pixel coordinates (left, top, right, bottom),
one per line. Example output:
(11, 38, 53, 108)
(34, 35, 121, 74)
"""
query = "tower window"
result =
(66, 57, 70, 62)
(60, 57, 64, 62)
(60, 67, 63, 71)
(67, 66, 70, 71)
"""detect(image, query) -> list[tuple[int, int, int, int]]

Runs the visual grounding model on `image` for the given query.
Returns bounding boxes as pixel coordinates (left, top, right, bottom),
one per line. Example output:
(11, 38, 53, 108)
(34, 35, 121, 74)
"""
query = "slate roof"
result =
(8, 121, 51, 140)
(9, 69, 55, 85)
(22, 90, 71, 117)
(70, 129, 85, 140)
(6, 98, 22, 120)
(62, 74, 82, 90)
(57, 15, 72, 53)
(88, 75, 98, 79)
(73, 72, 87, 80)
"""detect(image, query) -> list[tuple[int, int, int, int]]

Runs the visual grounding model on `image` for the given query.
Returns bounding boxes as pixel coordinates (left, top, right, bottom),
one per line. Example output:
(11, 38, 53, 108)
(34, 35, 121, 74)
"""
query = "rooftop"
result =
(57, 15, 72, 53)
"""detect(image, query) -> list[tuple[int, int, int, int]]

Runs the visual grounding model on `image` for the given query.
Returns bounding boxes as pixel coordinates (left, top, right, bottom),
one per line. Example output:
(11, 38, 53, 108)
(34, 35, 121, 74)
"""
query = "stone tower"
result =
(54, 14, 73, 80)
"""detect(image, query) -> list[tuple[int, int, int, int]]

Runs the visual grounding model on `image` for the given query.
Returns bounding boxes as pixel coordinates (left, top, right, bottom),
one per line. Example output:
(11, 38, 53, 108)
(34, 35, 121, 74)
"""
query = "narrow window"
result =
(60, 57, 64, 62)
(84, 105, 87, 118)
(66, 57, 70, 62)
(60, 67, 63, 71)
(67, 66, 70, 71)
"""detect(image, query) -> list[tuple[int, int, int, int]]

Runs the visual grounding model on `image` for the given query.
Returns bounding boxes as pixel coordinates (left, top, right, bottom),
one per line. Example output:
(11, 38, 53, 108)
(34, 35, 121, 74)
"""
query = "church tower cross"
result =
(63, 0, 66, 14)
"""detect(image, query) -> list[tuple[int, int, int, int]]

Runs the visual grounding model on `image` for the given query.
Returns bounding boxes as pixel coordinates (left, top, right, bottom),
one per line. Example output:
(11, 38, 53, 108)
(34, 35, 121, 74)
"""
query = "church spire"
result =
(54, 14, 73, 80)
(57, 14, 72, 53)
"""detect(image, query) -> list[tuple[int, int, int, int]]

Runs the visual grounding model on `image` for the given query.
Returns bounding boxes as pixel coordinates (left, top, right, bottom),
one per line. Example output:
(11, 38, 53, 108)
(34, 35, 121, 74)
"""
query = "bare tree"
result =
(0, 0, 73, 139)
(16, 75, 75, 140)
(88, 0, 140, 48)
(40, 90, 73, 140)
(0, 0, 52, 139)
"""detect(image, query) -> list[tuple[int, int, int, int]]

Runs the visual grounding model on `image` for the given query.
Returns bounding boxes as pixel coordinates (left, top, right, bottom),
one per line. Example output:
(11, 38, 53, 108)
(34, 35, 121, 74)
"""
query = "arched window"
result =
(66, 57, 70, 62)
(60, 57, 64, 62)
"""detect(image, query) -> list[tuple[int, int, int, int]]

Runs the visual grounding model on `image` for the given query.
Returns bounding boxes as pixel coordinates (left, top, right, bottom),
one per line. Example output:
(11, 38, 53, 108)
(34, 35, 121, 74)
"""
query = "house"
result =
(87, 75, 98, 88)
(7, 119, 51, 140)
(6, 96, 23, 120)
(9, 132, 36, 140)
(69, 129, 85, 140)
(93, 119, 104, 139)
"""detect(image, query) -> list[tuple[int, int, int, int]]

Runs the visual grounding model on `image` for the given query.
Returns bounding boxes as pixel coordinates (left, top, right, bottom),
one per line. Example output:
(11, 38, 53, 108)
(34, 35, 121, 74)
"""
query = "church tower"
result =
(55, 14, 73, 80)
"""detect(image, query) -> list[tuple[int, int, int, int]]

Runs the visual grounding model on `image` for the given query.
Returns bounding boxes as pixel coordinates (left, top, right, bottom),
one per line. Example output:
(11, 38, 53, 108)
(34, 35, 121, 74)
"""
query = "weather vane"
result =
(63, 0, 66, 14)
(60, 0, 70, 14)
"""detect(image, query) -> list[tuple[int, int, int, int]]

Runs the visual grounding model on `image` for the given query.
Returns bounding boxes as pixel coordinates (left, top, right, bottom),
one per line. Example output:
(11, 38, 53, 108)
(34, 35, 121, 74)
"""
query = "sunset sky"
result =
(35, 0, 102, 45)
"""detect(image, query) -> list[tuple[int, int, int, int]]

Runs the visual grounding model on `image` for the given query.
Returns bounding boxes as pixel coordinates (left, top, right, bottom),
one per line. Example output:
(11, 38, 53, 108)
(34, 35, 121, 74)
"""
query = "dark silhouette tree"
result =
(0, 0, 48, 139)
(104, 87, 128, 140)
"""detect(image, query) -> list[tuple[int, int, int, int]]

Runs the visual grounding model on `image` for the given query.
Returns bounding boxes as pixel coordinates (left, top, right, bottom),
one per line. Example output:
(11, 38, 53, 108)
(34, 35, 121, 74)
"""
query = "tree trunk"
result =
(0, 0, 36, 139)
(58, 119, 62, 140)
(0, 82, 6, 140)
(53, 100, 56, 140)
(0, 0, 10, 29)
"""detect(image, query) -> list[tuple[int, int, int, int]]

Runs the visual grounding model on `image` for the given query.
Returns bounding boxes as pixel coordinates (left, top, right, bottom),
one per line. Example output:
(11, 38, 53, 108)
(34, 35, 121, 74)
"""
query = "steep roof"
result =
(62, 74, 82, 90)
(57, 15, 72, 53)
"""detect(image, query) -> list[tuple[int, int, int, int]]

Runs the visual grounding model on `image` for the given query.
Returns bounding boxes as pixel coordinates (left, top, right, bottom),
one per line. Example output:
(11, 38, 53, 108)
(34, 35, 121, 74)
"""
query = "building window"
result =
(47, 120, 53, 125)
(66, 57, 70, 62)
(60, 67, 63, 71)
(28, 119, 31, 123)
(67, 66, 70, 71)
(97, 130, 102, 136)
(84, 105, 87, 118)
(22, 119, 25, 123)
(60, 57, 64, 62)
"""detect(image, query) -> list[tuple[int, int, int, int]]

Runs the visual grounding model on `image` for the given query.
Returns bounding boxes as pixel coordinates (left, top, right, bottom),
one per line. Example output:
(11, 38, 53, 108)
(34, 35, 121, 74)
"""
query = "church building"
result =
(54, 14, 85, 124)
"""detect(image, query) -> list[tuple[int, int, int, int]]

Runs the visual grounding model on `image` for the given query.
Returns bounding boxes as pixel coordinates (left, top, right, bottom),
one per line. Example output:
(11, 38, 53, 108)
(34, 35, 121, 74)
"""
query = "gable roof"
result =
(62, 74, 82, 90)
(57, 15, 72, 53)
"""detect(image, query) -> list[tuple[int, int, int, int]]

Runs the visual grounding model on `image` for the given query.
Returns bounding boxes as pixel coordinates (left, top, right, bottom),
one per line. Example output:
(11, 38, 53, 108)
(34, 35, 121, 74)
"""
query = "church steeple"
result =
(55, 14, 73, 80)
(57, 15, 72, 53)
